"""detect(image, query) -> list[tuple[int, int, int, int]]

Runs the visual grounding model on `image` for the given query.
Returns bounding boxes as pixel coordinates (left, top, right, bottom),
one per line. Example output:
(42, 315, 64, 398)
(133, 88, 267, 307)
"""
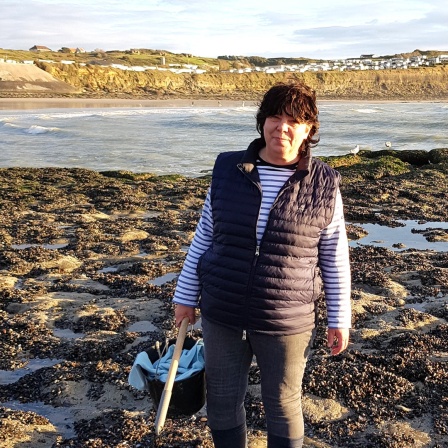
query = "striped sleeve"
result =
(319, 189, 352, 328)
(172, 188, 213, 307)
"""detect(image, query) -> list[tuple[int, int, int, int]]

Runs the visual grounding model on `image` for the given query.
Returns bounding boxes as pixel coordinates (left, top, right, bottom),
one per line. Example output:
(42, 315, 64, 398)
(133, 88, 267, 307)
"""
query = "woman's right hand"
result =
(174, 304, 196, 328)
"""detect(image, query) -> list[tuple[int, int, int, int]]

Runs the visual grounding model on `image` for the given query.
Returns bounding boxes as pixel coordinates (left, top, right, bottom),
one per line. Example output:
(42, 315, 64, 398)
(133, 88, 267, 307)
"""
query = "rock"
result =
(0, 408, 58, 446)
(377, 421, 431, 447)
(40, 255, 83, 273)
(346, 223, 368, 240)
(428, 147, 448, 164)
(302, 394, 350, 424)
(80, 212, 111, 222)
(120, 230, 150, 242)
(0, 275, 18, 289)
(385, 280, 409, 300)
(361, 149, 430, 166)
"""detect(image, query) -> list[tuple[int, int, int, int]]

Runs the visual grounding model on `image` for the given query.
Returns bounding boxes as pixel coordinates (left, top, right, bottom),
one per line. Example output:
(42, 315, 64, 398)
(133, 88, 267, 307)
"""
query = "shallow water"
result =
(350, 220, 448, 251)
(148, 272, 178, 286)
(2, 400, 77, 438)
(0, 358, 64, 385)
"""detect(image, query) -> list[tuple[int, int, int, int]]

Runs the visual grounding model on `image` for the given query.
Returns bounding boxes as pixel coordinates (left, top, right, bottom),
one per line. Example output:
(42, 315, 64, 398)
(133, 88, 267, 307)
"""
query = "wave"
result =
(39, 106, 256, 120)
(2, 122, 21, 129)
(25, 125, 60, 134)
(0, 115, 21, 122)
(351, 108, 379, 114)
(39, 109, 188, 120)
(1, 107, 257, 128)
(39, 112, 98, 120)
(1, 121, 60, 134)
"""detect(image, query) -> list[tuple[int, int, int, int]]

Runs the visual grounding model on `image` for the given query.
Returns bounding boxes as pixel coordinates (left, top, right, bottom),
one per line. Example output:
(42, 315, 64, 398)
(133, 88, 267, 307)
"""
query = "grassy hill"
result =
(3, 47, 447, 70)
(0, 48, 219, 70)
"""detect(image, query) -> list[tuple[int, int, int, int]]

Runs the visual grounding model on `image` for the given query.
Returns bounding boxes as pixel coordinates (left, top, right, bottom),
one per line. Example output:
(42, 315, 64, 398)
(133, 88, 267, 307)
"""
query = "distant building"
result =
(59, 47, 77, 54)
(29, 45, 52, 52)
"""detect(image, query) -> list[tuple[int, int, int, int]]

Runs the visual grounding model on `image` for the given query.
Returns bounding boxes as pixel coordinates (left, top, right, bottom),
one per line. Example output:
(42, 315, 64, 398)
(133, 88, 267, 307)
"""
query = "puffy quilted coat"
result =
(198, 139, 340, 335)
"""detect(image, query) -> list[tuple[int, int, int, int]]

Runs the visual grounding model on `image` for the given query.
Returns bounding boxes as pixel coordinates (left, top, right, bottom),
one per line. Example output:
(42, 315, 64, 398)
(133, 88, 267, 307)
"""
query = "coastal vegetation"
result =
(2, 47, 447, 70)
(0, 47, 218, 70)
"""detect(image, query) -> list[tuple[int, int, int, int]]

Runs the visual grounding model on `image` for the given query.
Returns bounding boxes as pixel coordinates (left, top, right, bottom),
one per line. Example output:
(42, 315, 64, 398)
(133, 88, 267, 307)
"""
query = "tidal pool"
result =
(350, 220, 448, 251)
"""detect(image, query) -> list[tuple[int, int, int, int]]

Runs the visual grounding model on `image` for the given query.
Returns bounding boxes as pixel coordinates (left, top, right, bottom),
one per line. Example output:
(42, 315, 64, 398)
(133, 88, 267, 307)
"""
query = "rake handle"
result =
(154, 317, 189, 436)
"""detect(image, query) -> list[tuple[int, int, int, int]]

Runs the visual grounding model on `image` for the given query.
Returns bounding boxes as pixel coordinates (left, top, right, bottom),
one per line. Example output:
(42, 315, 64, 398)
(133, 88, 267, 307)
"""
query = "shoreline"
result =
(1, 97, 448, 111)
(0, 97, 255, 111)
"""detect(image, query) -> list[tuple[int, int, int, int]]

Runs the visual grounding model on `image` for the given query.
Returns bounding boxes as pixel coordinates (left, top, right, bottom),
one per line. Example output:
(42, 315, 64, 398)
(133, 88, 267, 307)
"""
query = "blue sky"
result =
(1, 0, 447, 59)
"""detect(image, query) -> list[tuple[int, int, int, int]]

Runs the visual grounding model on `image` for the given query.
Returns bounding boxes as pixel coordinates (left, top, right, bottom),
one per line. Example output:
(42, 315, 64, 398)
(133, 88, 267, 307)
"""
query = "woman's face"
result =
(262, 112, 311, 165)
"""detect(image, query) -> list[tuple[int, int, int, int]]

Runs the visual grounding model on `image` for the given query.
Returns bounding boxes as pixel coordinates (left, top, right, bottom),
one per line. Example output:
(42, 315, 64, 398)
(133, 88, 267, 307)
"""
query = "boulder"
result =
(361, 149, 429, 166)
(428, 148, 448, 164)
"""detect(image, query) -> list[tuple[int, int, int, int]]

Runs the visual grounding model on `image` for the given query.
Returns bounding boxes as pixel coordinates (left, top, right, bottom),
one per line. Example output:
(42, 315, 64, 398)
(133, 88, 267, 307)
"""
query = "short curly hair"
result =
(256, 81, 320, 154)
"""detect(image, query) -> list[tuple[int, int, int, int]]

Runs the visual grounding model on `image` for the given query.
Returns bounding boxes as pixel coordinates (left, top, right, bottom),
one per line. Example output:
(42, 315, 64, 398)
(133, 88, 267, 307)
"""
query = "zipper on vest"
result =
(238, 164, 262, 338)
(242, 244, 260, 337)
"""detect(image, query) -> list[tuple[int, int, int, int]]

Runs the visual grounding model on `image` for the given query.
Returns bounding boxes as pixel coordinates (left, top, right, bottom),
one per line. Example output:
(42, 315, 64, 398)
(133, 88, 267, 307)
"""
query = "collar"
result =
(239, 138, 312, 174)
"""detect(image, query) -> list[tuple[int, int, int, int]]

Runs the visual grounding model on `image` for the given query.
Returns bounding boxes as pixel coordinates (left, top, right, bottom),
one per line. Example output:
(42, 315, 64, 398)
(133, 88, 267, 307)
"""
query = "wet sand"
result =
(1, 97, 446, 111)
(0, 151, 447, 447)
(0, 98, 255, 111)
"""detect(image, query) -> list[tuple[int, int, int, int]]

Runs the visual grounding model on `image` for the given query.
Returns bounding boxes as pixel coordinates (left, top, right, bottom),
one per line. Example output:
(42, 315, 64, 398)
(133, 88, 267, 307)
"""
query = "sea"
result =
(0, 100, 447, 177)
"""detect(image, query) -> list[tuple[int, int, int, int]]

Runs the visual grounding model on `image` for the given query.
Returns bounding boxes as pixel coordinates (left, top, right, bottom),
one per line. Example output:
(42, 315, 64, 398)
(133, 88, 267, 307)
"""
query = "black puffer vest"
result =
(198, 139, 340, 335)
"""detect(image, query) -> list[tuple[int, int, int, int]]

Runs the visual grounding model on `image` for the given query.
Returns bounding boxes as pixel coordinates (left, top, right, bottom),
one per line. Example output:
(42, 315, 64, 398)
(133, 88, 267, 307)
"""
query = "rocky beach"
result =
(0, 148, 447, 447)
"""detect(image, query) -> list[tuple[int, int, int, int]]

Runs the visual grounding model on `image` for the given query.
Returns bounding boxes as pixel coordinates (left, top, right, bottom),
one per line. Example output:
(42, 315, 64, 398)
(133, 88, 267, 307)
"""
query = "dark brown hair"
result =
(256, 81, 320, 153)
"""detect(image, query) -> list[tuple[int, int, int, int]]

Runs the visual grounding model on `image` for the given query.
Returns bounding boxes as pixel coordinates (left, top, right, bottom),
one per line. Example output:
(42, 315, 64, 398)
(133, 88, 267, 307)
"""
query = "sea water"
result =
(0, 101, 447, 177)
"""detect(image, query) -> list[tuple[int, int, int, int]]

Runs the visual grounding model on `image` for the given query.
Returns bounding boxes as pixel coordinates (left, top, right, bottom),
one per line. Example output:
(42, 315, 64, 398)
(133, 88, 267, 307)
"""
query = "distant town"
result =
(221, 53, 448, 74)
(1, 45, 447, 75)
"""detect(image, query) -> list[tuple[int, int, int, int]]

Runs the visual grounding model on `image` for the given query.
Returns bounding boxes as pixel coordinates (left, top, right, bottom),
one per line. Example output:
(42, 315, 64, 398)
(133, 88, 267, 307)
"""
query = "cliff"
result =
(2, 61, 448, 100)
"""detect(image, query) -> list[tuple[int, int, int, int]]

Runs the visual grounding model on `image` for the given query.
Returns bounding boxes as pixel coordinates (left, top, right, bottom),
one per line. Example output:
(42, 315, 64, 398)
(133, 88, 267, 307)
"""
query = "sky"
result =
(1, 0, 448, 60)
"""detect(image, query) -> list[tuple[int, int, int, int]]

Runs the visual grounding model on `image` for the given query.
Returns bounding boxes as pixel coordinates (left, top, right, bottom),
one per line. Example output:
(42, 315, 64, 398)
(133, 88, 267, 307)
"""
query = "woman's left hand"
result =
(174, 304, 197, 328)
(327, 328, 350, 355)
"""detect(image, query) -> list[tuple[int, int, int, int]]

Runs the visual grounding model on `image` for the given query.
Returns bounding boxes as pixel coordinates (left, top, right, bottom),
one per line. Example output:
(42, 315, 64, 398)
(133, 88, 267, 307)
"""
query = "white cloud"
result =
(0, 0, 447, 58)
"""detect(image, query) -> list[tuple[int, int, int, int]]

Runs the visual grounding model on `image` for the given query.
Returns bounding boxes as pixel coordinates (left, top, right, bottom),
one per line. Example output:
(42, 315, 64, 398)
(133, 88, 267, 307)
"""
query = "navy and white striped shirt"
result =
(173, 161, 352, 329)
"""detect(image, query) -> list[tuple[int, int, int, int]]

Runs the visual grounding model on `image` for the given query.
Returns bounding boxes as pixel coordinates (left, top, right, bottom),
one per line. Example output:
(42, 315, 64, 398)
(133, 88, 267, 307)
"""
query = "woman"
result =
(173, 82, 351, 448)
